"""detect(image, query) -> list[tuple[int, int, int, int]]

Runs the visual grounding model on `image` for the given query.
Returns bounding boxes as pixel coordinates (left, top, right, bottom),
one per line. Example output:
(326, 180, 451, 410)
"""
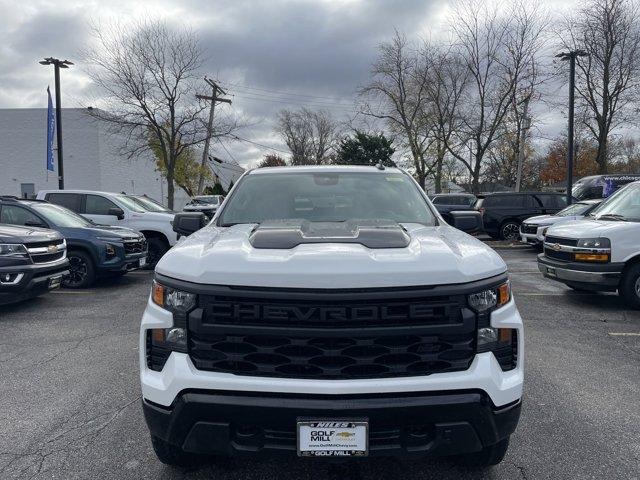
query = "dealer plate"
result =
(546, 266, 556, 277)
(48, 275, 62, 290)
(297, 420, 368, 457)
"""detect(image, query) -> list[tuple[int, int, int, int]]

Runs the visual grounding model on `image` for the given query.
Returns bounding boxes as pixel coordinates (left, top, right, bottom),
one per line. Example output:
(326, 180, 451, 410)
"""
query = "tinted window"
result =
(0, 205, 44, 226)
(483, 195, 525, 208)
(431, 196, 445, 205)
(46, 193, 83, 212)
(85, 194, 118, 215)
(532, 194, 559, 208)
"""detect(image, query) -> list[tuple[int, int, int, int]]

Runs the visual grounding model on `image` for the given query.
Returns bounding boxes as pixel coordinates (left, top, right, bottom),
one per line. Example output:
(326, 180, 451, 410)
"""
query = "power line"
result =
(217, 139, 239, 164)
(230, 134, 290, 154)
(231, 92, 357, 111)
(220, 80, 353, 101)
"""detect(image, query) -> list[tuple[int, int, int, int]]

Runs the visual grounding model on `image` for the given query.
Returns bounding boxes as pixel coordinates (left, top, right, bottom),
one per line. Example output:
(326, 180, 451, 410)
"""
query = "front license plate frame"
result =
(297, 419, 368, 457)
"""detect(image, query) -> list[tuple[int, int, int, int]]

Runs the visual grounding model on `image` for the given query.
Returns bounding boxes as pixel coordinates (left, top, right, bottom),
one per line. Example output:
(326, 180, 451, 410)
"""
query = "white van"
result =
(37, 190, 177, 266)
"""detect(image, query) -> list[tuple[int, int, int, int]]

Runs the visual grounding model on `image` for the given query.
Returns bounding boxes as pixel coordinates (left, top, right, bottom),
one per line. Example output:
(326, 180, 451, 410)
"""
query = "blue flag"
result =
(46, 86, 55, 172)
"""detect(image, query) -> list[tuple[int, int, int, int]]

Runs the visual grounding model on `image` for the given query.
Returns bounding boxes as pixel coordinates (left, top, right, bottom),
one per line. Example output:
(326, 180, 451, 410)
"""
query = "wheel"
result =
(619, 263, 640, 309)
(457, 436, 510, 467)
(145, 237, 169, 268)
(500, 221, 520, 241)
(63, 250, 96, 289)
(150, 436, 205, 467)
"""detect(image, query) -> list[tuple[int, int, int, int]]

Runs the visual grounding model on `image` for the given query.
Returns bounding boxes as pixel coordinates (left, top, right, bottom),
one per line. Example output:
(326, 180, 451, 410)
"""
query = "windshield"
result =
(114, 195, 146, 213)
(556, 202, 592, 217)
(591, 183, 640, 221)
(218, 171, 436, 226)
(32, 203, 93, 228)
(128, 195, 171, 213)
(192, 196, 220, 205)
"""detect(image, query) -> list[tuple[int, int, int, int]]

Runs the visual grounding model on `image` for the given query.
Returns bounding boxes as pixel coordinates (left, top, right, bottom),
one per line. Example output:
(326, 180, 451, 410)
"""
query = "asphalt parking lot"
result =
(1, 248, 639, 480)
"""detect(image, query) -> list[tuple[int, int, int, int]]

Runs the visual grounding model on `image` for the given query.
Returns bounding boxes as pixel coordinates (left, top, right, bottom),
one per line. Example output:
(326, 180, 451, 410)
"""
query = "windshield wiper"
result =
(596, 214, 628, 221)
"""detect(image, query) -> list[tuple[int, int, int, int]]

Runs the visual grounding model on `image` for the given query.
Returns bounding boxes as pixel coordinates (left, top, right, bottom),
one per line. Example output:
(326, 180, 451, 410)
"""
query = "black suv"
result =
(0, 197, 147, 288)
(430, 193, 478, 223)
(477, 192, 568, 240)
(0, 224, 69, 305)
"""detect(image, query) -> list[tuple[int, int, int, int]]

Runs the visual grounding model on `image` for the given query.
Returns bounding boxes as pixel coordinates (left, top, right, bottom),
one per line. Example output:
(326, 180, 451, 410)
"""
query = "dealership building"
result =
(0, 108, 203, 208)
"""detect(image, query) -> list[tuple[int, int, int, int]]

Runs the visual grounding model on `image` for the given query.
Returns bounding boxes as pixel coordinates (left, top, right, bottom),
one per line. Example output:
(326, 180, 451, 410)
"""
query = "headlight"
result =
(151, 280, 197, 313)
(577, 238, 610, 248)
(0, 244, 29, 258)
(468, 281, 510, 312)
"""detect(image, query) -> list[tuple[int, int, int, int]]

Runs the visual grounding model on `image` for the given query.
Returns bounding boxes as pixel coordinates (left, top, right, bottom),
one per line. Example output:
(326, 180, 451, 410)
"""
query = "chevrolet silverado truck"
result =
(538, 181, 640, 308)
(0, 223, 69, 306)
(140, 166, 523, 468)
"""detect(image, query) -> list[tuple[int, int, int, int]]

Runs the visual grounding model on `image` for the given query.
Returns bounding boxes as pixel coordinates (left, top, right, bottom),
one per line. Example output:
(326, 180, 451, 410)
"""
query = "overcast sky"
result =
(0, 0, 581, 167)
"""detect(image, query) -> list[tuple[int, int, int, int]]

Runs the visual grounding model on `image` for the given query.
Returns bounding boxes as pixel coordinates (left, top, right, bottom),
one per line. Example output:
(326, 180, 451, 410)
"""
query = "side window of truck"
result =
(46, 193, 83, 213)
(85, 195, 119, 215)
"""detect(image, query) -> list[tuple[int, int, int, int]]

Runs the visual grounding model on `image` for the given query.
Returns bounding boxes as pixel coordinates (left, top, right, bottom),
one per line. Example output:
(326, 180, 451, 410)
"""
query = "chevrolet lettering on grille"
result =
(211, 302, 442, 322)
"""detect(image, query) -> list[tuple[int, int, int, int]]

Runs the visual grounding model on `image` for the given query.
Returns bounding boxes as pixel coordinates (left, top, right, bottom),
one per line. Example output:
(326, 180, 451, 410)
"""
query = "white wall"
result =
(0, 108, 190, 208)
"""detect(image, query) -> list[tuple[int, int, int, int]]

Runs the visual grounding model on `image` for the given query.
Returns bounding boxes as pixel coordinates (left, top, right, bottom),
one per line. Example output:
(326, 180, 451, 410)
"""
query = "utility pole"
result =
(40, 57, 73, 189)
(556, 49, 589, 205)
(515, 96, 531, 193)
(196, 78, 231, 195)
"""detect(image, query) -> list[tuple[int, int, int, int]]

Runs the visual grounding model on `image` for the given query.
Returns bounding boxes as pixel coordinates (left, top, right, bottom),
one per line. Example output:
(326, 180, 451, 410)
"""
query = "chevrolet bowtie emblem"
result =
(552, 243, 561, 251)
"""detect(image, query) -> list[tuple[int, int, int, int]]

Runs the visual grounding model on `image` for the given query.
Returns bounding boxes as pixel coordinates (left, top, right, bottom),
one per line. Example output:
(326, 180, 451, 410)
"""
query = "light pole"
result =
(515, 96, 531, 193)
(556, 49, 589, 205)
(39, 57, 73, 189)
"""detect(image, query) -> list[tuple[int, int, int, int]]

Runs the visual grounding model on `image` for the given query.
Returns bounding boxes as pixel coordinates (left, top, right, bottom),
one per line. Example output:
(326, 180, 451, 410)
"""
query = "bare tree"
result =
(419, 42, 470, 192)
(559, 0, 640, 173)
(84, 21, 237, 208)
(276, 108, 338, 165)
(443, 1, 546, 193)
(359, 31, 434, 188)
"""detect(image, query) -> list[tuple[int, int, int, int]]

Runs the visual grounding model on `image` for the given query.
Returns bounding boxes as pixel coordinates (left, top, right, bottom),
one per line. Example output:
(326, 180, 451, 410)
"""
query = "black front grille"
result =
(545, 236, 578, 247)
(124, 239, 147, 255)
(188, 287, 477, 380)
(544, 249, 573, 262)
(31, 251, 65, 263)
(24, 238, 64, 249)
(521, 224, 537, 234)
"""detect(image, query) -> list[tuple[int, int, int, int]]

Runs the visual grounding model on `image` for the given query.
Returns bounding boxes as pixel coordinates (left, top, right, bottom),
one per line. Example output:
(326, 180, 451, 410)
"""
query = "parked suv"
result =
(431, 193, 477, 223)
(0, 223, 69, 305)
(477, 192, 568, 240)
(520, 199, 602, 247)
(538, 181, 640, 307)
(140, 166, 523, 467)
(37, 190, 176, 266)
(0, 197, 147, 288)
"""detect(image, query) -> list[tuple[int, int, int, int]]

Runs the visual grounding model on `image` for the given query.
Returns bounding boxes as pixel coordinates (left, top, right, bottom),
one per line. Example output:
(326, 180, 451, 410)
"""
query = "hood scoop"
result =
(249, 219, 411, 249)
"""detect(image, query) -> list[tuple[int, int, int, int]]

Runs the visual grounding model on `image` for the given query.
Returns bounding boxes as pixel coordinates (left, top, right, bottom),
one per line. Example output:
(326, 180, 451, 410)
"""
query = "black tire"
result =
(619, 263, 640, 309)
(500, 221, 520, 241)
(150, 436, 205, 467)
(458, 437, 510, 467)
(145, 237, 169, 268)
(63, 250, 96, 289)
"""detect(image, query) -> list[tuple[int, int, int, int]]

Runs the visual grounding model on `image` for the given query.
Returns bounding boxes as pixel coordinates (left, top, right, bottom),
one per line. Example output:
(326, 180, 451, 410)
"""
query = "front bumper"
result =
(139, 297, 524, 408)
(143, 391, 521, 458)
(520, 233, 542, 245)
(537, 254, 623, 290)
(0, 258, 69, 305)
(100, 252, 147, 274)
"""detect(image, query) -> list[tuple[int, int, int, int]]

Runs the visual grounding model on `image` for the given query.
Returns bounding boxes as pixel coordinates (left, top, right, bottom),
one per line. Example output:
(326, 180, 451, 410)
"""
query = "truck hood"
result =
(547, 219, 639, 238)
(523, 214, 560, 226)
(156, 223, 506, 288)
(60, 225, 143, 241)
(0, 224, 62, 244)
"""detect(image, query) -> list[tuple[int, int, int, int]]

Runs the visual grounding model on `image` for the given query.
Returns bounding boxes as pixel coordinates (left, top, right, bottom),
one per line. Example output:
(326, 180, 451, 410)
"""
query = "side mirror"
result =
(449, 210, 483, 234)
(108, 207, 125, 220)
(173, 212, 207, 237)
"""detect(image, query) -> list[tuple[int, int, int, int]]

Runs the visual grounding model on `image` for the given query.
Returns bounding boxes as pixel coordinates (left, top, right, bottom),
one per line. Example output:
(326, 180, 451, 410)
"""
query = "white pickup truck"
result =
(37, 190, 177, 266)
(139, 166, 524, 468)
(538, 181, 640, 307)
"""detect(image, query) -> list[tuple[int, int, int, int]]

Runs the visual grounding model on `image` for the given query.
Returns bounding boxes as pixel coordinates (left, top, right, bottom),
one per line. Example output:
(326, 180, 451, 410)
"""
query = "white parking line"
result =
(50, 290, 96, 294)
